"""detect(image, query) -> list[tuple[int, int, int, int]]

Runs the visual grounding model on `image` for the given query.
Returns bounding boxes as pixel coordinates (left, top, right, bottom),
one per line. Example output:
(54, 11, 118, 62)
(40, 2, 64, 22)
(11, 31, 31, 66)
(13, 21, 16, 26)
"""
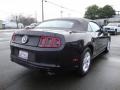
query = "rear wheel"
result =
(114, 30, 117, 35)
(78, 48, 92, 76)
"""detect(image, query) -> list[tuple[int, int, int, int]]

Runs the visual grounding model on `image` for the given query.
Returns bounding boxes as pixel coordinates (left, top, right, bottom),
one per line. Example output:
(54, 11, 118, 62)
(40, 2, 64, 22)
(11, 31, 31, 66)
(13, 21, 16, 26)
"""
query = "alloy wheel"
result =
(82, 51, 91, 72)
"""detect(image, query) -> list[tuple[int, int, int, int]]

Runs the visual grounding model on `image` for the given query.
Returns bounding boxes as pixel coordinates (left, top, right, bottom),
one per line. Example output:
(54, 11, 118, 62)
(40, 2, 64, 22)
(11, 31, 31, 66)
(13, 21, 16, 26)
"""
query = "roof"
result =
(44, 17, 91, 22)
(42, 18, 92, 31)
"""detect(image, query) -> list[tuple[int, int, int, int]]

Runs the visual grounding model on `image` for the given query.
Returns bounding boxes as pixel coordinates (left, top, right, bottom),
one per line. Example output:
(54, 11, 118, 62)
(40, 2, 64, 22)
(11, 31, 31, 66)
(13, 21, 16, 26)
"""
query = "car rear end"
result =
(10, 30, 81, 71)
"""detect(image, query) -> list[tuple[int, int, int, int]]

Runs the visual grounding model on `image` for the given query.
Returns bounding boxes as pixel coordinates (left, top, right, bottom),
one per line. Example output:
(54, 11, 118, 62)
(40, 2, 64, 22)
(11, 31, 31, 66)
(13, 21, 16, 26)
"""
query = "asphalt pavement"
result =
(0, 30, 120, 90)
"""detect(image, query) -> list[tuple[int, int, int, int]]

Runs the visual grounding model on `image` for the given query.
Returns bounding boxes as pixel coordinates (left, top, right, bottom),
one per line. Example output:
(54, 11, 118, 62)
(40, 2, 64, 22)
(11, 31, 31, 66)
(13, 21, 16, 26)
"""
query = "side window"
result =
(88, 24, 93, 32)
(89, 22, 100, 32)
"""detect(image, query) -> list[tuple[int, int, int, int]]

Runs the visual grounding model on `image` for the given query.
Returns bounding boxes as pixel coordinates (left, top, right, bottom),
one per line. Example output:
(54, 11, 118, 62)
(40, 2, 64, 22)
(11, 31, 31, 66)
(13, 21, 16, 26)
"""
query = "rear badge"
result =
(22, 35, 28, 44)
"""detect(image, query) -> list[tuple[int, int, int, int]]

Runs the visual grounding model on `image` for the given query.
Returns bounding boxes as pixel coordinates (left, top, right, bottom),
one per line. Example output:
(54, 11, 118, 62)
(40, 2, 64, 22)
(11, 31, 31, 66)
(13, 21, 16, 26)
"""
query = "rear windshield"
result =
(35, 19, 88, 31)
(35, 20, 74, 29)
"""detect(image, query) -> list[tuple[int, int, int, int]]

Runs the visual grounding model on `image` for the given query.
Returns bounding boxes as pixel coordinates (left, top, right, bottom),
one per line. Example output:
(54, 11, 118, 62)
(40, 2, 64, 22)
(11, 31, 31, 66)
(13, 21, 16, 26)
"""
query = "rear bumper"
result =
(10, 43, 82, 71)
(11, 55, 62, 71)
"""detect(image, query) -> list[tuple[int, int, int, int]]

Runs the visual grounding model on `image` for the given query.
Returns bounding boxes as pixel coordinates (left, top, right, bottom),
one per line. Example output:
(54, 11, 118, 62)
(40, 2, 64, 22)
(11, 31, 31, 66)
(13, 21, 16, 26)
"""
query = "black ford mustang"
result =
(10, 18, 110, 76)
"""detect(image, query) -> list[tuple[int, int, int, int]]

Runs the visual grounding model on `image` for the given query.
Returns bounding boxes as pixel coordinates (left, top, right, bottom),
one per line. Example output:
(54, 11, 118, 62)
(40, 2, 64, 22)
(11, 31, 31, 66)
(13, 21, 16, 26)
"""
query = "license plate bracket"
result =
(19, 50, 28, 60)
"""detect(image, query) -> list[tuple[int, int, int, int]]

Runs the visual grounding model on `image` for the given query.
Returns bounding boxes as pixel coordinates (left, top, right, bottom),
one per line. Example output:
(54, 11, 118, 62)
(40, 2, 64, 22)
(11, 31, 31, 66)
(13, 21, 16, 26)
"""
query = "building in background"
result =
(0, 20, 24, 29)
(2, 21, 24, 29)
(95, 11, 120, 26)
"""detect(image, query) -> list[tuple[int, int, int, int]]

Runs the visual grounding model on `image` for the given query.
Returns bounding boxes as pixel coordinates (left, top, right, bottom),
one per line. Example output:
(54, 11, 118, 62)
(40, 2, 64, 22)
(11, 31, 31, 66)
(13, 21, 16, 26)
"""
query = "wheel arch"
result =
(115, 28, 117, 31)
(85, 43, 94, 56)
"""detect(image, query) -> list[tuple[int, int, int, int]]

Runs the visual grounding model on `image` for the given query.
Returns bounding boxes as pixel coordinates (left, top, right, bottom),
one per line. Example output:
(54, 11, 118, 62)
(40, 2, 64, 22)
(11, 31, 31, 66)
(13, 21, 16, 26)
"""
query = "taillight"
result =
(11, 33, 15, 42)
(39, 36, 61, 48)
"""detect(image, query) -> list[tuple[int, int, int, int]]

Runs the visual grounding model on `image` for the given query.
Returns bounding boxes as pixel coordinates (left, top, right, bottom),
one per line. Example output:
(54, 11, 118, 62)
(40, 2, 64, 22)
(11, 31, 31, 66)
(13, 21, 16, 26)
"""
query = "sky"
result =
(0, 0, 120, 21)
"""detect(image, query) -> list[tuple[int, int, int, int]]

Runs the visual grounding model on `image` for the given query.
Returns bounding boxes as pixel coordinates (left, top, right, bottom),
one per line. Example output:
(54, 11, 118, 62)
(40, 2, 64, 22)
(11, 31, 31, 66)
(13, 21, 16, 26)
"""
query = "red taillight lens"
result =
(39, 36, 61, 48)
(11, 33, 15, 42)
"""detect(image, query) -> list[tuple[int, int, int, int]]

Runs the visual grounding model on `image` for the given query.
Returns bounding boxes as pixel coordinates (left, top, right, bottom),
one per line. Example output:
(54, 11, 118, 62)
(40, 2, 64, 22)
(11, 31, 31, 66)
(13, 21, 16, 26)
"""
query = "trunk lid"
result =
(13, 29, 66, 47)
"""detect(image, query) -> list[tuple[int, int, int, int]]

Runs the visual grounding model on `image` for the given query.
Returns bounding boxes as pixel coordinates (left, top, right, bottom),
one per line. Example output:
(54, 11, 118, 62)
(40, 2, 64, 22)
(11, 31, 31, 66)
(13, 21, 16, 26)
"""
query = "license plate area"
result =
(19, 50, 28, 60)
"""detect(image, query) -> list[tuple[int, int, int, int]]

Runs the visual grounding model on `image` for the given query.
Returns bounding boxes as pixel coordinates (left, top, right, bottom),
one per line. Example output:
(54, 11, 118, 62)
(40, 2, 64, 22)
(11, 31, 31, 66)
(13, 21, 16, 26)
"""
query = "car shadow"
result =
(8, 70, 84, 90)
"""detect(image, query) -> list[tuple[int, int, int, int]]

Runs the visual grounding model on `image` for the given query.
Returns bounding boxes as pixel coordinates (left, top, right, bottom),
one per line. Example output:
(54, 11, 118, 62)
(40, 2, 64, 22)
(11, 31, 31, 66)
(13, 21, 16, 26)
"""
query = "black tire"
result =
(104, 40, 110, 53)
(78, 48, 92, 76)
(114, 30, 117, 35)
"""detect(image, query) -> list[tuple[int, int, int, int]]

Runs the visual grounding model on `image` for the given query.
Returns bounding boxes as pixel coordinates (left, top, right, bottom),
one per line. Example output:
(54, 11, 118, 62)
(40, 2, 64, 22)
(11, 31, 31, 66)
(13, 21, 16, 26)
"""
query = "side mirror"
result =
(100, 25, 104, 29)
(96, 25, 104, 33)
(99, 28, 108, 35)
(96, 29, 103, 33)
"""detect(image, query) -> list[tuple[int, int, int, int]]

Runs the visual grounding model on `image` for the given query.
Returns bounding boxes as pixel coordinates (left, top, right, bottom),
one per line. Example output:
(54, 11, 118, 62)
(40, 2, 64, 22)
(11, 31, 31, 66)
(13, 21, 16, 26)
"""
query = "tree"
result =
(84, 5, 116, 19)
(102, 5, 115, 18)
(84, 5, 99, 20)
(97, 8, 104, 18)
(10, 15, 37, 27)
(10, 15, 19, 28)
(18, 15, 37, 26)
